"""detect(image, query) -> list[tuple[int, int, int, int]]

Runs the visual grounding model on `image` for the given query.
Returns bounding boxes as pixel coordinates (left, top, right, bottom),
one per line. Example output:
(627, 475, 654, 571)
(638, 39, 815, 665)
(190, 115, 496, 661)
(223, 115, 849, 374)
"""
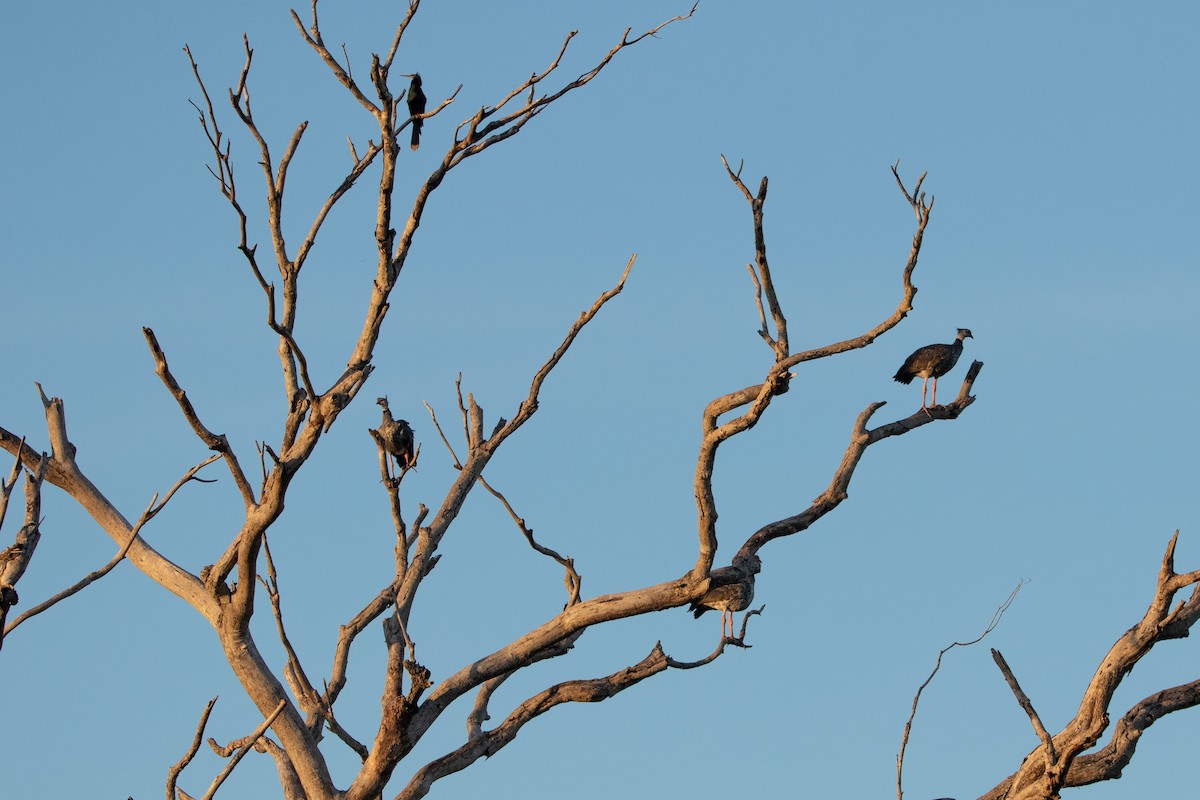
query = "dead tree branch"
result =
(0, 439, 27, 530)
(695, 163, 942, 580)
(994, 648, 1060, 789)
(168, 697, 219, 800)
(0, 453, 45, 650)
(143, 328, 257, 508)
(4, 455, 220, 643)
(0, 390, 216, 623)
(736, 359, 981, 562)
(478, 475, 582, 607)
(201, 700, 289, 800)
(395, 644, 671, 800)
(980, 531, 1200, 800)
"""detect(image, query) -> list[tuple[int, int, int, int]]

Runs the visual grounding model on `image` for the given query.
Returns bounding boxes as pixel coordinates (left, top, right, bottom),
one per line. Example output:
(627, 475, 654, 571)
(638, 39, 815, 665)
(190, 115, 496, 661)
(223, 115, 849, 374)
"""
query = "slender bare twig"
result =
(896, 582, 1024, 800)
(478, 476, 582, 606)
(290, 2, 382, 114)
(168, 697, 219, 800)
(423, 400, 463, 470)
(667, 605, 766, 669)
(4, 455, 220, 639)
(447, 5, 696, 169)
(258, 534, 322, 727)
(201, 700, 288, 800)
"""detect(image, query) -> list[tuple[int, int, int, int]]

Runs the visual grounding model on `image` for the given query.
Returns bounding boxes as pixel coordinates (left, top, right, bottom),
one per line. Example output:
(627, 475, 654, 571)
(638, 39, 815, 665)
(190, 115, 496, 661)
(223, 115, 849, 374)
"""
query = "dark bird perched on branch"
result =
(689, 555, 762, 639)
(893, 328, 973, 410)
(403, 73, 426, 151)
(370, 397, 415, 479)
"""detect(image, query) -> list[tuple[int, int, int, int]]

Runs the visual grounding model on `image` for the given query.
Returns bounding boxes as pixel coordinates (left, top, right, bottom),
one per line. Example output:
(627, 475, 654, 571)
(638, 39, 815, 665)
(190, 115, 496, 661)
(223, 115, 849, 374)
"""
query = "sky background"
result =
(2, 2, 1198, 799)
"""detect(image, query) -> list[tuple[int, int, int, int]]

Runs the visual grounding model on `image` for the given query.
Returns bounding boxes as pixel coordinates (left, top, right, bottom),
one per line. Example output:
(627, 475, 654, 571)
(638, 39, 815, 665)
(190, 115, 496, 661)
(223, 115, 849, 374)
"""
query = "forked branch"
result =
(396, 644, 670, 800)
(4, 455, 220, 642)
(981, 532, 1200, 800)
(696, 164, 953, 578)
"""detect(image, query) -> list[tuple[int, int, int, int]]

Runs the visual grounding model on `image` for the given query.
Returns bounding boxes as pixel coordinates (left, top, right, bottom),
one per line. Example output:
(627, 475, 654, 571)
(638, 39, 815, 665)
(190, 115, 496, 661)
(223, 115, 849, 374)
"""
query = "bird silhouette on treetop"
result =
(893, 328, 973, 411)
(402, 73, 426, 151)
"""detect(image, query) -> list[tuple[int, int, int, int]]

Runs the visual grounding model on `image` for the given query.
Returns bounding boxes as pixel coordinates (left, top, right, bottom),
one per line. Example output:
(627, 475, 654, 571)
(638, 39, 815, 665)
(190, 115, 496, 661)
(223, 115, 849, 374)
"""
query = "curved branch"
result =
(202, 700, 288, 800)
(395, 644, 670, 800)
(896, 583, 1023, 800)
(694, 165, 936, 578)
(1063, 678, 1200, 785)
(479, 476, 582, 606)
(735, 364, 982, 563)
(667, 605, 765, 668)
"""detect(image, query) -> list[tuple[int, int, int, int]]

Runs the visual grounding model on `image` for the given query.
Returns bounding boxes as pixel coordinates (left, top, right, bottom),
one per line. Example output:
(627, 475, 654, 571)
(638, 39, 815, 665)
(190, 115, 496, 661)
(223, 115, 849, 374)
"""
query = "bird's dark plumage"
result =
(373, 397, 415, 477)
(689, 555, 762, 638)
(405, 73, 426, 151)
(893, 328, 973, 409)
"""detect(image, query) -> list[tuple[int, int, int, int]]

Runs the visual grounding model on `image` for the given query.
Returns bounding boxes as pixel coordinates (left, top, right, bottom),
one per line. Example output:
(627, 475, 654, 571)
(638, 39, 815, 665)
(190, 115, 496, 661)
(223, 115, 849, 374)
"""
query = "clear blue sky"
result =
(2, 2, 1197, 798)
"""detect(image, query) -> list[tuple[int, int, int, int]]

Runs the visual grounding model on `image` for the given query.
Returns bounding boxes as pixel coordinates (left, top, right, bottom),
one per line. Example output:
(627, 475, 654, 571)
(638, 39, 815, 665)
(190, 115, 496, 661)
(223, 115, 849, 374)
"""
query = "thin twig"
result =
(478, 476, 582, 606)
(167, 697, 218, 800)
(202, 700, 288, 799)
(4, 455, 221, 638)
(896, 582, 1024, 800)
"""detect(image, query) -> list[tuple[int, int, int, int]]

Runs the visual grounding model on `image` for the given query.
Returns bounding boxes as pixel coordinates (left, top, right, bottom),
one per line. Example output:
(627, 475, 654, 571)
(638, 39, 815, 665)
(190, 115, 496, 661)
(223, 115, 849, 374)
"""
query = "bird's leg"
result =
(921, 377, 930, 409)
(930, 377, 939, 408)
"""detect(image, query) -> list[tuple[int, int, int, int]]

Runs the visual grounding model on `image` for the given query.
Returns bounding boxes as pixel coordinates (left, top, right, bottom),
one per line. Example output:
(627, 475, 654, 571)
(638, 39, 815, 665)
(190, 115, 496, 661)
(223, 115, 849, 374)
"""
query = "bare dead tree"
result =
(5, 5, 1187, 800)
(0, 3, 971, 795)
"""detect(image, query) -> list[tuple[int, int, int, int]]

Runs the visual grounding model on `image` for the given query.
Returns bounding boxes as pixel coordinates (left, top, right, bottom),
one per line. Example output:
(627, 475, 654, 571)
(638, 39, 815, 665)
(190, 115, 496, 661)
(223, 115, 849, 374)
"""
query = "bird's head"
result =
(735, 553, 762, 575)
(401, 72, 422, 86)
(957, 328, 973, 341)
(376, 396, 388, 407)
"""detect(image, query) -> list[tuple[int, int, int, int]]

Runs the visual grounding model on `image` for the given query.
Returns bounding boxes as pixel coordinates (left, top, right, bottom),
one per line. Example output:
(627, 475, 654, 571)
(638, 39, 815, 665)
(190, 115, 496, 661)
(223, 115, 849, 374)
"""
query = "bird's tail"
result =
(892, 370, 915, 384)
(410, 121, 422, 151)
(688, 603, 708, 619)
